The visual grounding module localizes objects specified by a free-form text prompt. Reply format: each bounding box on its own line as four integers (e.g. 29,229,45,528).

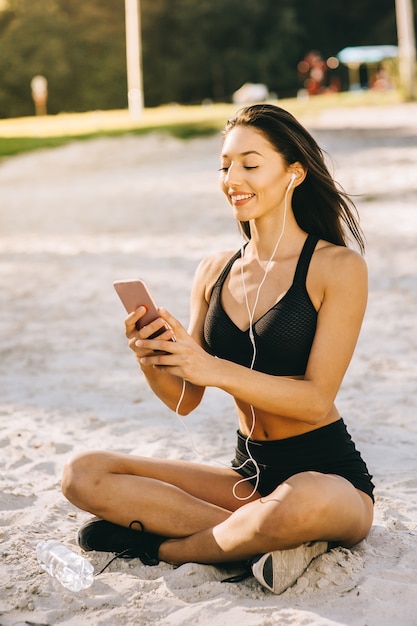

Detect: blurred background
0,0,415,119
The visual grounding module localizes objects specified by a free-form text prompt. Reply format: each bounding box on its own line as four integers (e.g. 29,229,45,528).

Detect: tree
57,0,127,112
0,0,412,118
0,0,126,117
140,0,302,105
294,0,397,57
0,0,71,117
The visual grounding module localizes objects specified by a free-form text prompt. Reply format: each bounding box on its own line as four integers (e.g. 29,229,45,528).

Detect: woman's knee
61,450,109,506
256,472,330,542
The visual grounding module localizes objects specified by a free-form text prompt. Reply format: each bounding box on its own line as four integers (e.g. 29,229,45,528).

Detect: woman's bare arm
138,247,368,425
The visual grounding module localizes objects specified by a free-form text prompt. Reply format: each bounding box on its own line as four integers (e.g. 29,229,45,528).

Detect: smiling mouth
230,193,255,202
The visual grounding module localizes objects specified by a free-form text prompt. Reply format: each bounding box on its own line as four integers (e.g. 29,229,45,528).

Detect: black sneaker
77,517,166,566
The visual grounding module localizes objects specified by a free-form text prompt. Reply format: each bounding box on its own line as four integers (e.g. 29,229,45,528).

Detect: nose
223,163,241,187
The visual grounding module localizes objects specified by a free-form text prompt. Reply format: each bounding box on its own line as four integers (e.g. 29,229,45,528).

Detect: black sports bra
204,234,319,376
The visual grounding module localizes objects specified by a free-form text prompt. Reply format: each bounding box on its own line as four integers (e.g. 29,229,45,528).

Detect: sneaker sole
251,541,328,594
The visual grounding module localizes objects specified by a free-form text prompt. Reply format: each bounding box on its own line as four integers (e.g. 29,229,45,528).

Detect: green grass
0,90,406,159
0,135,74,157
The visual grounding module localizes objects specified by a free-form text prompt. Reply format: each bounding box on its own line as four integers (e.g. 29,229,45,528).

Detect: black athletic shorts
231,419,375,502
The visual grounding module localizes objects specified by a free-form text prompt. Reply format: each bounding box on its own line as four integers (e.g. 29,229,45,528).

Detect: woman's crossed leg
62,450,373,566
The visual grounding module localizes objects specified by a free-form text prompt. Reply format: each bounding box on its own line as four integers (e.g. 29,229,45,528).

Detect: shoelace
95,547,133,575
94,519,145,576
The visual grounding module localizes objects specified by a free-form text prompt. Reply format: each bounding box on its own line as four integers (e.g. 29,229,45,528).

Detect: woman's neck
246,215,305,262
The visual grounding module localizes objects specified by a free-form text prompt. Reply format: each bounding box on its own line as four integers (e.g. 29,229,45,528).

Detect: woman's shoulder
315,239,367,272
197,249,238,278
307,239,367,312
313,239,368,292
193,249,238,300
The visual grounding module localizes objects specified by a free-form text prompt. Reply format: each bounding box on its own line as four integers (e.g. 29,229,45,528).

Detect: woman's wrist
204,356,231,389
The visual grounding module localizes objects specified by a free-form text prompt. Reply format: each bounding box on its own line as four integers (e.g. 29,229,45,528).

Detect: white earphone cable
175,177,293,501
232,180,291,499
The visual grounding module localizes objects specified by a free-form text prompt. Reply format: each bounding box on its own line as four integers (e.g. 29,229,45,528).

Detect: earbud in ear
287,173,297,190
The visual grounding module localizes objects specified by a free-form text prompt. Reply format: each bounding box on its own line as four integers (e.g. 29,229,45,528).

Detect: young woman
62,104,374,594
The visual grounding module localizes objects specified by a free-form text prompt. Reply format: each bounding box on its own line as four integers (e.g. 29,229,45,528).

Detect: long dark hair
223,104,365,253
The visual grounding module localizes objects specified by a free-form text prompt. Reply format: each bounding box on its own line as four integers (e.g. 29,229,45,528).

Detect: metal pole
395,0,416,100
125,0,143,118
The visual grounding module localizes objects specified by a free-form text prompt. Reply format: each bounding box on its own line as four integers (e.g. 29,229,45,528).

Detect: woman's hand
134,308,218,388
125,306,176,360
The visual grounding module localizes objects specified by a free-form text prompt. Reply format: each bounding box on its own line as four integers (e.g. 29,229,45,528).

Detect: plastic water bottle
36,540,94,592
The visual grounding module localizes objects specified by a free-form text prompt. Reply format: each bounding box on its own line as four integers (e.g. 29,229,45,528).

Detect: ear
288,163,307,187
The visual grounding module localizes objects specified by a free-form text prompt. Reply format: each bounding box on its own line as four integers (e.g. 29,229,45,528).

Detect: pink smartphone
113,278,165,336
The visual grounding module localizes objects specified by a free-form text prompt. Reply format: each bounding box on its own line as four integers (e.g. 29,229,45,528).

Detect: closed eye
219,165,259,173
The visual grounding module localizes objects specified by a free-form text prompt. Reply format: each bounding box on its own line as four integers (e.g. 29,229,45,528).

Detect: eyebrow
220,150,263,159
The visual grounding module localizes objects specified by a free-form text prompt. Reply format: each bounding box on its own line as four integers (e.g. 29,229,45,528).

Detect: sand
1,101,417,625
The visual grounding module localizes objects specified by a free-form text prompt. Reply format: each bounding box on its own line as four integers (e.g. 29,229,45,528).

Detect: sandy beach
1,101,417,625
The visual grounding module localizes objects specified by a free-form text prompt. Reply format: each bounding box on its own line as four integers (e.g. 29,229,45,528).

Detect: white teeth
231,194,254,201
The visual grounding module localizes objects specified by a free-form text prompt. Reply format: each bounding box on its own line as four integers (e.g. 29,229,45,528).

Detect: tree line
0,0,401,118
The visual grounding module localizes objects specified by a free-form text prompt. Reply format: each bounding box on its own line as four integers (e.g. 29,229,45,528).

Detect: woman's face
219,125,293,224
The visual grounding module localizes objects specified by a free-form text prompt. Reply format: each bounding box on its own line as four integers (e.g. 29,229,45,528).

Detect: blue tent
337,45,398,89
337,45,399,65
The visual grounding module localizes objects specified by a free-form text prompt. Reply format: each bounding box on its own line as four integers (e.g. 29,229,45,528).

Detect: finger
134,320,175,345
139,351,177,368
135,337,177,354
158,308,186,337
153,327,177,342
125,306,146,333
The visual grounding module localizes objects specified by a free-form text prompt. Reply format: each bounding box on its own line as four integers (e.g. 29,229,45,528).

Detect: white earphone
176,165,296,503
287,173,297,190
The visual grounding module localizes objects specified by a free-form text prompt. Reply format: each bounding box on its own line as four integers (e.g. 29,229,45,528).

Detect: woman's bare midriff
235,399,341,440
